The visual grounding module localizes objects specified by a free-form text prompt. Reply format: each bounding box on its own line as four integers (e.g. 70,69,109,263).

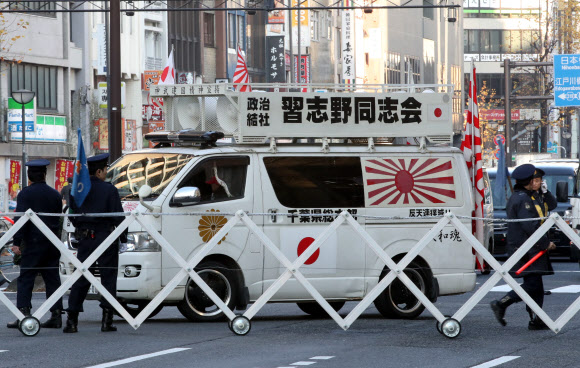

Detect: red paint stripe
409,192,423,204
414,160,452,178
368,183,396,198
367,159,400,173
367,178,394,185
414,184,456,199
388,192,403,205
365,167,396,176
414,176,455,184
370,187,398,206
407,158,419,172
412,188,444,204
403,193,409,204
410,158,437,176
398,158,407,171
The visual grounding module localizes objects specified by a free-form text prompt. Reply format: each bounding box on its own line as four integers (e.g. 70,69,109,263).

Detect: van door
259,155,366,301
160,155,260,291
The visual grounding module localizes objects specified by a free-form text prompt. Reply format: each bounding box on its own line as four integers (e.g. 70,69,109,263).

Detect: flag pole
470,60,476,209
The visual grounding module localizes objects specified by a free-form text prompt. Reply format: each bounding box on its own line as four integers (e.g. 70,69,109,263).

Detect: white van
60,85,477,321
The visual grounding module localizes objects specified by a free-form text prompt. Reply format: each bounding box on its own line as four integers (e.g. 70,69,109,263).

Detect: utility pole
109,0,122,162
504,58,512,168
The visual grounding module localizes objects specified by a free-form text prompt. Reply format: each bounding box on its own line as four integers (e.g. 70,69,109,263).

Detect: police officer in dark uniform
490,163,557,330
64,154,125,333
7,159,63,329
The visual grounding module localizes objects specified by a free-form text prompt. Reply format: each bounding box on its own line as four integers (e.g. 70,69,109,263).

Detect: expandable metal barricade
0,209,579,338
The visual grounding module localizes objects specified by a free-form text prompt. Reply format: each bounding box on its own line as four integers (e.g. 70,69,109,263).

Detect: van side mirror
556,181,569,202
171,187,201,207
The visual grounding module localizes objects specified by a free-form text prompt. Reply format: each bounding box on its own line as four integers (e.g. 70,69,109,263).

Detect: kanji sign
55,159,74,193
341,10,354,79
239,92,452,138
266,36,285,83
294,55,310,83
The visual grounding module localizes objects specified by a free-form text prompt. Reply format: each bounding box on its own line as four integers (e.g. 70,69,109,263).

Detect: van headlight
125,232,161,252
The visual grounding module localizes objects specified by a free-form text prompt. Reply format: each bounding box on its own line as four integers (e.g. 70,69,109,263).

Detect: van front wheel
373,261,427,319
177,261,238,322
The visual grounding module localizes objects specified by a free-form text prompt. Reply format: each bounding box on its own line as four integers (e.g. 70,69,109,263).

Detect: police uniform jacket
506,184,557,277
70,176,124,231
13,181,63,252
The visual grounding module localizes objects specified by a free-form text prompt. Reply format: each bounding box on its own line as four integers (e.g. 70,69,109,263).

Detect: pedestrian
60,177,73,208
63,153,125,333
490,163,557,330
6,159,64,329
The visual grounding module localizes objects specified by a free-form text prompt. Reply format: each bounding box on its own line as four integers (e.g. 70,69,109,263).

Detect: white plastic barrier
0,209,579,338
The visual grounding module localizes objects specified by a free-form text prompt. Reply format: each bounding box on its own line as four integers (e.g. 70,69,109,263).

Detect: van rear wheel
374,260,427,319
297,301,345,317
177,261,238,322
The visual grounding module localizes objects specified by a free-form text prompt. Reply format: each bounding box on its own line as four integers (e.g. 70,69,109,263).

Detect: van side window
263,157,364,208
178,156,249,203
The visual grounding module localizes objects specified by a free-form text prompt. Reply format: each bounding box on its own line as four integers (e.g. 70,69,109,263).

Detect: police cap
25,159,50,173
87,153,109,171
512,163,545,181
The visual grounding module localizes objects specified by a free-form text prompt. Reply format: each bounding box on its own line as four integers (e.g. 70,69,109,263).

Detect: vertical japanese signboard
9,160,20,196
291,0,310,47
55,159,74,193
294,55,311,83
266,36,286,83
98,82,126,109
341,10,354,79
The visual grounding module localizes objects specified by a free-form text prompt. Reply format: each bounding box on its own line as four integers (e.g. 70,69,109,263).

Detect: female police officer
490,163,557,330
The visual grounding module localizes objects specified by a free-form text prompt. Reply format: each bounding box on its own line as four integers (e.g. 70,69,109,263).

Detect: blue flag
71,128,91,207
494,141,509,205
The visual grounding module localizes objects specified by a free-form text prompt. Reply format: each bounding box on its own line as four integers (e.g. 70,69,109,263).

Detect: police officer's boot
101,308,117,332
40,309,62,329
490,295,517,326
63,311,78,333
528,310,549,330
6,307,31,329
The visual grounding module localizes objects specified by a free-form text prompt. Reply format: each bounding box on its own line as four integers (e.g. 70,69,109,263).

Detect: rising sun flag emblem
363,158,457,207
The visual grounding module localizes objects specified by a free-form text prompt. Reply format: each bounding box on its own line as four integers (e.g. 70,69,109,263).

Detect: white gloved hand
541,180,548,194
118,242,128,253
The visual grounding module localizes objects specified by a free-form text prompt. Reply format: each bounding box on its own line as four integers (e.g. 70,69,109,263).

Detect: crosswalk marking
290,362,316,366
470,356,520,368
310,356,334,360
0,350,8,353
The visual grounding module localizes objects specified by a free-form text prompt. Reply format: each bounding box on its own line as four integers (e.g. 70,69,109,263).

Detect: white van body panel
63,144,476,306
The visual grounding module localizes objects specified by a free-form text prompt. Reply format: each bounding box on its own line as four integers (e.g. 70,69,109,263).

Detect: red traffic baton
515,250,546,275
2,216,14,225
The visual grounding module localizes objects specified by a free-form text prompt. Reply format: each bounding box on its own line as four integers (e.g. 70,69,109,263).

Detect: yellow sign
291,0,309,27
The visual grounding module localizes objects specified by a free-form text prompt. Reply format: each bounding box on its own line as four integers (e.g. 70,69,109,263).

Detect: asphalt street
2,260,580,368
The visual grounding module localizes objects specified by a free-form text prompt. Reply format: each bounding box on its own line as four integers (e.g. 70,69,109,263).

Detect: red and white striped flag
460,60,485,272
233,45,252,92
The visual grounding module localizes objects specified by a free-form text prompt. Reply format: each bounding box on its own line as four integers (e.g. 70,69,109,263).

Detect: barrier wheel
228,319,233,332
18,316,40,337
230,316,251,336
441,318,461,339
436,315,451,334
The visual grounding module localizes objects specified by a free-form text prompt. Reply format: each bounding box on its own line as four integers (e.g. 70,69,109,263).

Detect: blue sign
7,98,35,134
554,54,580,107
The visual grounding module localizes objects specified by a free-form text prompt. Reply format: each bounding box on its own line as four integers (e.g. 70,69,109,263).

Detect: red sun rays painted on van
364,158,456,206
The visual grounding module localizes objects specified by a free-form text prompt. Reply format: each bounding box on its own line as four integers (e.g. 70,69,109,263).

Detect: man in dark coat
490,163,557,330
63,153,125,333
6,159,64,329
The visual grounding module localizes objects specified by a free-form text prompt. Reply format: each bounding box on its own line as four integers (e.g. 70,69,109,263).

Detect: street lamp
11,89,35,190
562,130,572,139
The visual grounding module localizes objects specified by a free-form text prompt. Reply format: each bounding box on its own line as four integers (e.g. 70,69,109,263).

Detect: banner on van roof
238,92,452,140
362,157,461,208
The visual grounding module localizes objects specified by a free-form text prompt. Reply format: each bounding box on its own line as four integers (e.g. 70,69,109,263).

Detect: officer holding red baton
490,163,557,330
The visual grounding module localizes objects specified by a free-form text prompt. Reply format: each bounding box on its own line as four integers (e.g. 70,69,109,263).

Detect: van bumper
434,272,476,295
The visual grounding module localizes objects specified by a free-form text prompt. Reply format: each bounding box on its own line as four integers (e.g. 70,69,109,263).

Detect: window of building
178,156,249,204
387,52,401,84
263,157,365,208
9,1,56,17
204,13,215,47
326,10,333,40
404,56,420,84
423,0,434,19
311,10,319,41
464,29,539,54
9,63,58,110
228,13,236,48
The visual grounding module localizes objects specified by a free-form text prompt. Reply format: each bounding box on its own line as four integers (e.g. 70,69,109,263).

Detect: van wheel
116,301,163,319
296,301,345,317
177,261,238,322
374,261,427,319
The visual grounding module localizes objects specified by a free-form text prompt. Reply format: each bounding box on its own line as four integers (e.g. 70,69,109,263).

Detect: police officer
64,154,125,333
490,163,557,330
6,159,63,329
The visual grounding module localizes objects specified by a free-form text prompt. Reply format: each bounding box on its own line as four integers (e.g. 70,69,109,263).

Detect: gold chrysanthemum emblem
198,209,227,244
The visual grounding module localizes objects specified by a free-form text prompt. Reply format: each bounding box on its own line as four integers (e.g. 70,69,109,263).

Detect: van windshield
107,153,194,200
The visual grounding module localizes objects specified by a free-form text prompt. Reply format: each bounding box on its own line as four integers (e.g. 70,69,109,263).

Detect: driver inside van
206,176,228,201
